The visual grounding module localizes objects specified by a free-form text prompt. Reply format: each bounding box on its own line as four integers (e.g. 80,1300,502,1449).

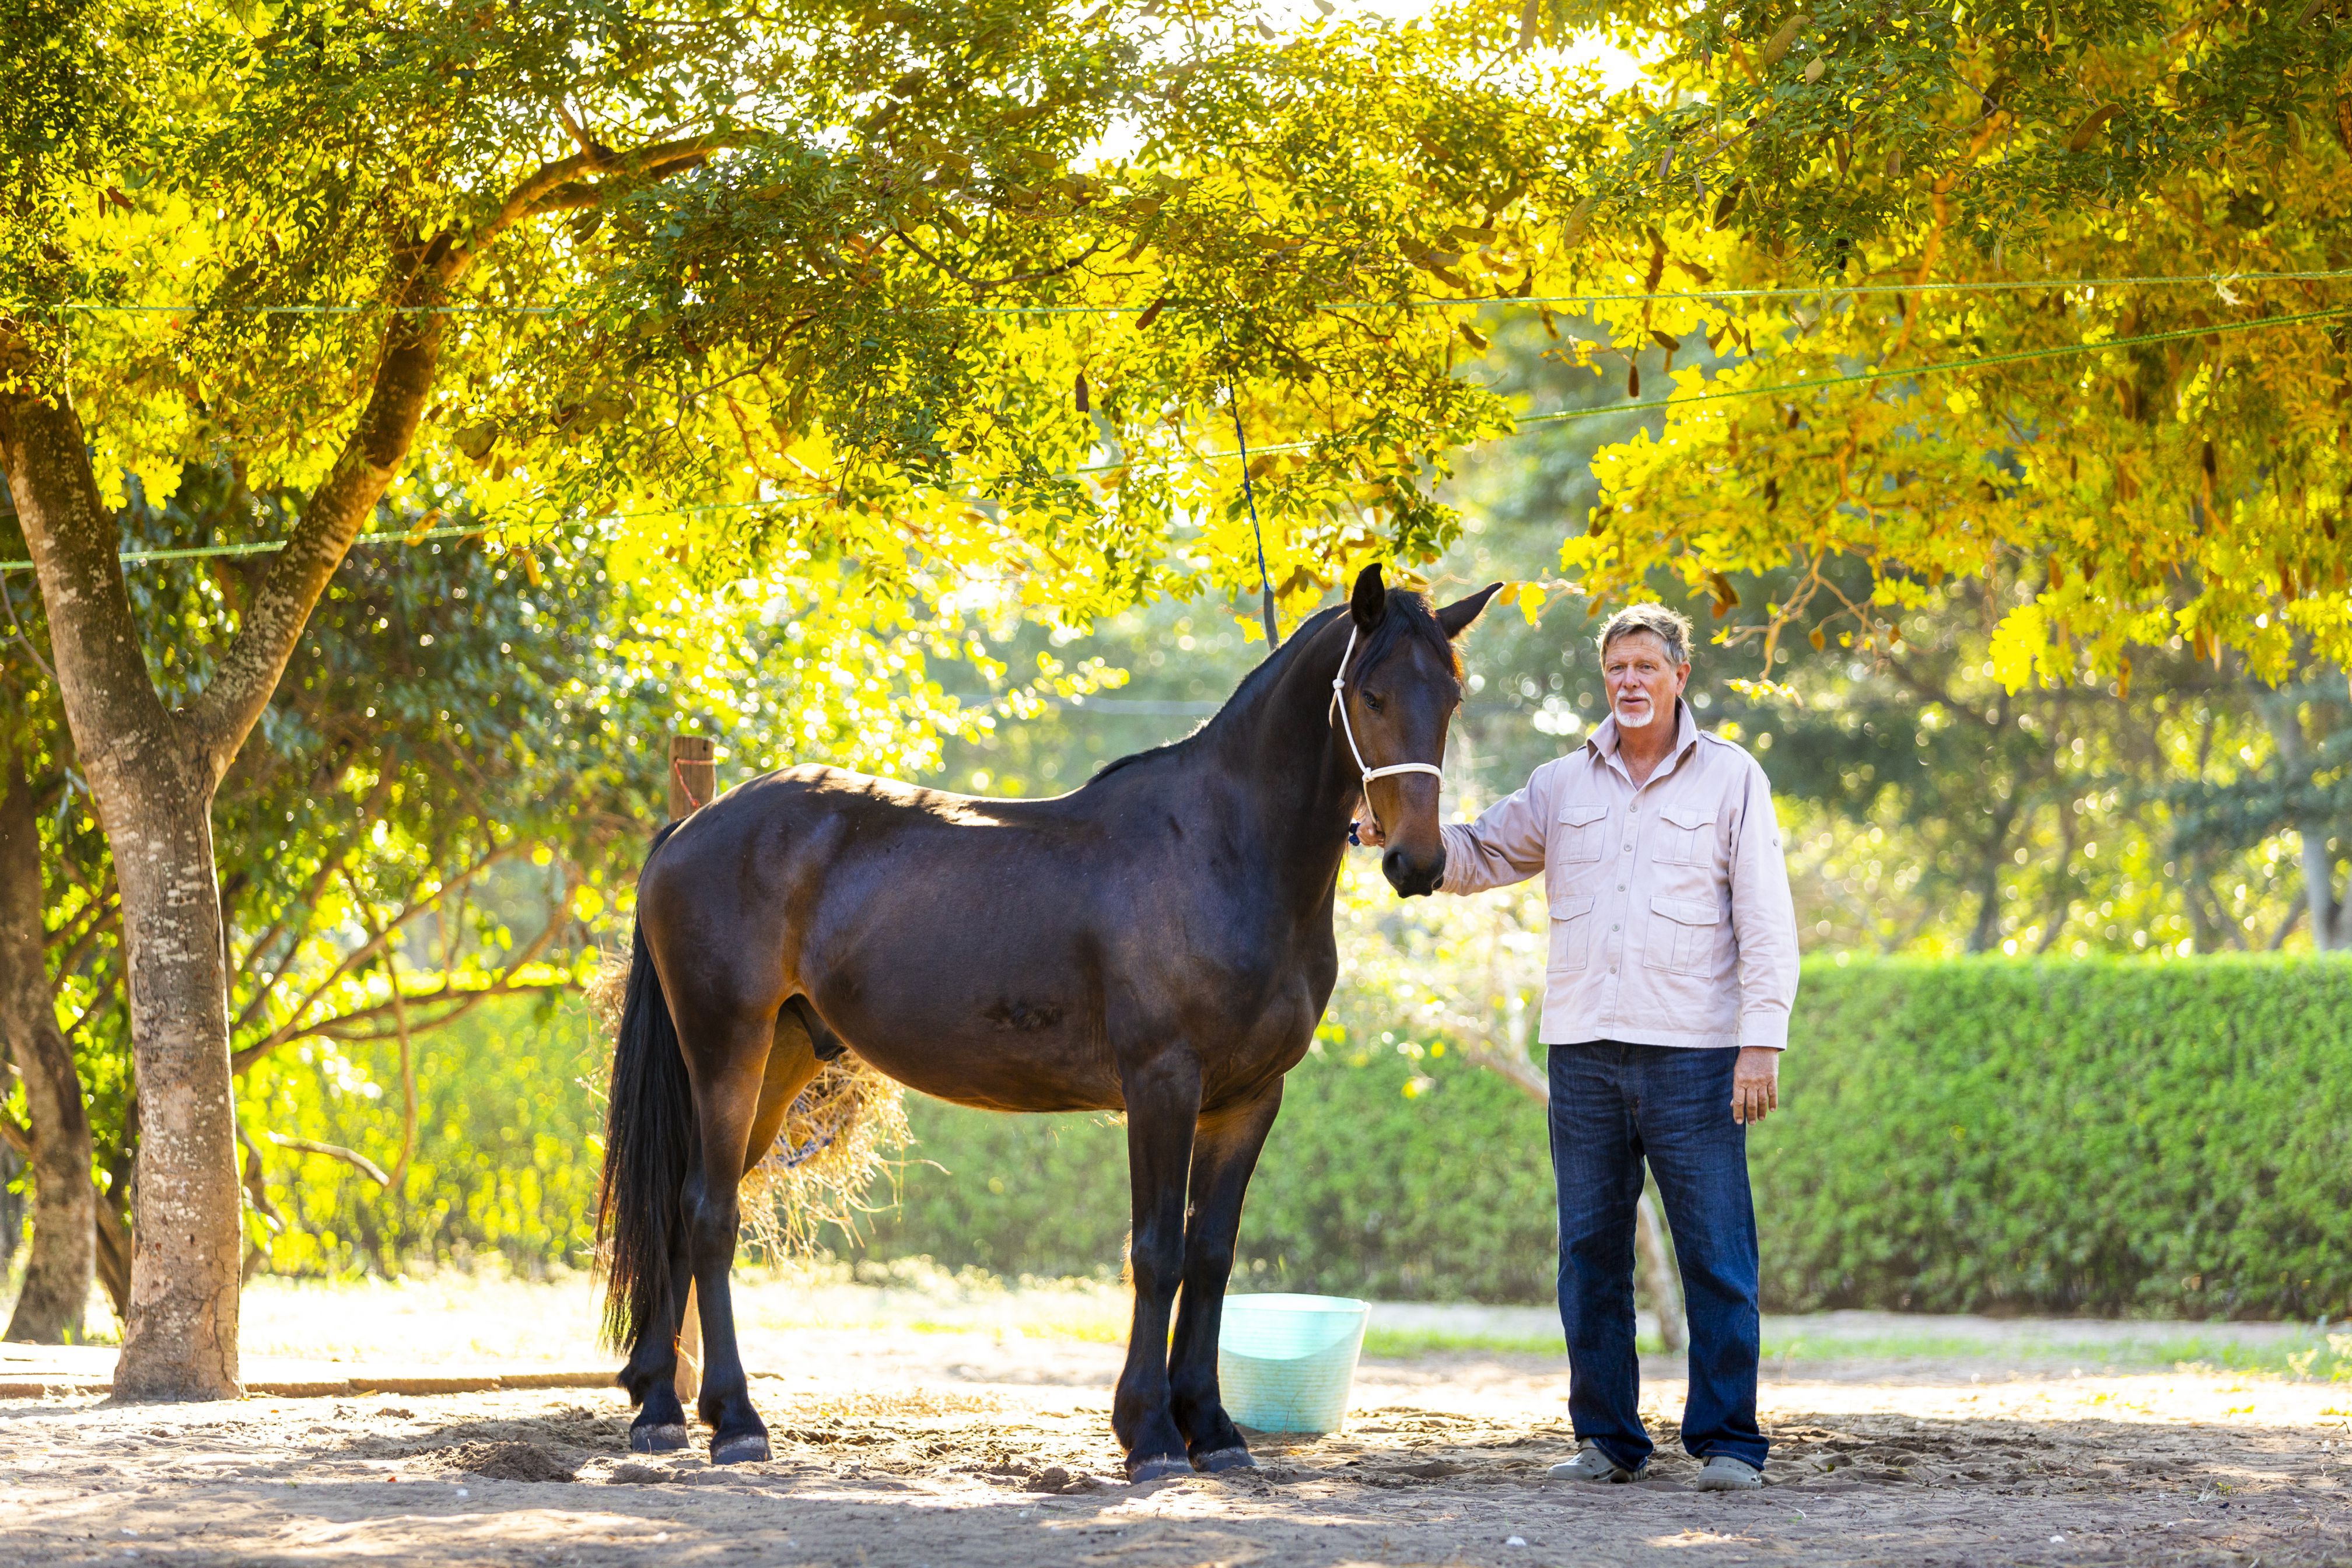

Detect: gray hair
1597,603,1694,667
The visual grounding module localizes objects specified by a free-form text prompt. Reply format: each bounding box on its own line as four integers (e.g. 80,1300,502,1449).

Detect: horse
597,562,1500,1479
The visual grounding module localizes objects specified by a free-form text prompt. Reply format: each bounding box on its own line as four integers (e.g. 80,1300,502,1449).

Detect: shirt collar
1585,698,1702,775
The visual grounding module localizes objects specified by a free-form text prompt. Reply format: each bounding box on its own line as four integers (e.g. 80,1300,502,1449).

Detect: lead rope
1219,323,1282,651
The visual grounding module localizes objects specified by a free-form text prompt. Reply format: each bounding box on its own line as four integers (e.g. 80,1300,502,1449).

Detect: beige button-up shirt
1437,700,1798,1052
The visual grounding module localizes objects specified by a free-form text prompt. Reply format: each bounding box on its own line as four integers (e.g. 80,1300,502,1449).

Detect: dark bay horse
597,564,1500,1478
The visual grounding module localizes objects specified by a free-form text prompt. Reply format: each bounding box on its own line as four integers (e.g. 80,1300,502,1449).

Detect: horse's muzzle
1381,845,1445,898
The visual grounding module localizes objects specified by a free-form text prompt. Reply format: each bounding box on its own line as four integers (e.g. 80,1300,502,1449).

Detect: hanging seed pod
1627,362,1642,397
1760,13,1810,69
2067,104,2119,153
1074,373,1091,413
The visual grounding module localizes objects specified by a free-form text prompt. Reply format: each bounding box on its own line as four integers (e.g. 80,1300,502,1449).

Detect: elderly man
1361,603,1797,1490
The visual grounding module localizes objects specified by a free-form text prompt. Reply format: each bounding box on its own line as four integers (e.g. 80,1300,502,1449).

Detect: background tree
1529,0,2352,670
0,617,96,1343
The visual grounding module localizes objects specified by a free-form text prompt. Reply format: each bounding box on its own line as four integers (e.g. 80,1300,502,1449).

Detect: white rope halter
1328,621,1444,803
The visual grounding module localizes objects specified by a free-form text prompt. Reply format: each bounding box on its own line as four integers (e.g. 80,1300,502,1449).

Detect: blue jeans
1548,1041,1765,1472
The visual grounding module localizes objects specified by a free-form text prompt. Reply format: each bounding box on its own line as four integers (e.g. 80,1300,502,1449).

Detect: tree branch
180,131,736,783
264,1132,389,1186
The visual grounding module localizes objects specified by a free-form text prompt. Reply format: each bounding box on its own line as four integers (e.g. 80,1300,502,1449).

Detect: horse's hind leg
617,1004,819,1452
617,1232,697,1451
675,1002,796,1464
1167,1082,1283,1472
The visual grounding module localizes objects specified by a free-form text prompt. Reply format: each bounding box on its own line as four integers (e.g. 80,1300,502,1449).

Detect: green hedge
866,957,2352,1318
862,1041,1559,1302
214,958,2352,1320
1756,956,2352,1319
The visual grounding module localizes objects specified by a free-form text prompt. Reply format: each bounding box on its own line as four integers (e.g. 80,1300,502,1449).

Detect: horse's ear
1438,582,1506,639
1349,562,1387,631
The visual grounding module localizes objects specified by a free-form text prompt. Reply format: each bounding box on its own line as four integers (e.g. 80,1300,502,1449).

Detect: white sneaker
1692,1454,1763,1490
1548,1443,1640,1483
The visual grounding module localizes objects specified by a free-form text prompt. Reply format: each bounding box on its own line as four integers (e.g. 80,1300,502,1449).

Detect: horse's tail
597,820,694,1352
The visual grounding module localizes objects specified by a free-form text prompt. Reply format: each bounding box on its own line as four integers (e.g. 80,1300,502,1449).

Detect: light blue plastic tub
1216,1293,1371,1435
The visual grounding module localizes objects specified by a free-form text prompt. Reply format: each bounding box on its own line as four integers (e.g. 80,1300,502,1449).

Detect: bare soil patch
3,1322,2348,1566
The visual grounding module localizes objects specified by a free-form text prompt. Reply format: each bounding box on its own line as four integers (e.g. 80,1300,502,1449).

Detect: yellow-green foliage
239,998,606,1277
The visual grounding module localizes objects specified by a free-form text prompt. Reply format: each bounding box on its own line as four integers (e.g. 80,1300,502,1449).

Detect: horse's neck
1210,624,1357,890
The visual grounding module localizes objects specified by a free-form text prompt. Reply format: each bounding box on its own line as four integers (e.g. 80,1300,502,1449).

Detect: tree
1477,1,2352,677
0,719,96,1342
4,0,1597,1392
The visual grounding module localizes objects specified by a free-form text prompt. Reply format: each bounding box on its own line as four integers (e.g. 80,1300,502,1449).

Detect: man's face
1601,629,1690,732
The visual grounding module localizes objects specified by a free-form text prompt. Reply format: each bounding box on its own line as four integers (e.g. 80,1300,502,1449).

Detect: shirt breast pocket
1555,803,1609,864
1644,894,1721,977
1653,803,1718,868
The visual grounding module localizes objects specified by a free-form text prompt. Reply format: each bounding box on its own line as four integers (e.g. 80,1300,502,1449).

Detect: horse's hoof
711,1431,771,1465
1192,1447,1257,1474
629,1423,690,1454
1128,1455,1191,1485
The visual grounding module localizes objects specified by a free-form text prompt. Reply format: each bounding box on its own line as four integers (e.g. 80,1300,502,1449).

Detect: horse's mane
1086,592,1457,785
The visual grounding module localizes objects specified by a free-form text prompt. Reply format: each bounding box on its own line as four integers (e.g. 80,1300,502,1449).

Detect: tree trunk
0,754,96,1342
0,383,243,1397
102,774,245,1395
2262,696,2340,953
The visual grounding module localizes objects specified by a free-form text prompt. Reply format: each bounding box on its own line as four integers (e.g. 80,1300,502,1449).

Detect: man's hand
1731,1046,1780,1125
1352,797,1387,848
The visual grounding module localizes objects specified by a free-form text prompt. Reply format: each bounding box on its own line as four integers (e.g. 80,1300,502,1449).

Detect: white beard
1613,699,1658,729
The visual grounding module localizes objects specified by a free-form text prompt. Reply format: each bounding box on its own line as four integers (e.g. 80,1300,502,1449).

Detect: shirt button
1618,884,1626,891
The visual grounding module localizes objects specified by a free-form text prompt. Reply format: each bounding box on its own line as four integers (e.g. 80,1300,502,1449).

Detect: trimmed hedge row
860,1042,1559,1303
862,957,2352,1318
1759,956,2352,1318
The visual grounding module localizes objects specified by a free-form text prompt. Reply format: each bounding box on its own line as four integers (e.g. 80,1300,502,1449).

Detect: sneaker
1548,1443,1641,1483
1692,1454,1763,1491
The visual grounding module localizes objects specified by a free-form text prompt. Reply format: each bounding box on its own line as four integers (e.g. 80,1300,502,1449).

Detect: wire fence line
23,267,2352,318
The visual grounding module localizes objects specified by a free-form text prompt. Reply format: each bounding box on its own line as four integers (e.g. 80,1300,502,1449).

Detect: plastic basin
1216,1293,1370,1435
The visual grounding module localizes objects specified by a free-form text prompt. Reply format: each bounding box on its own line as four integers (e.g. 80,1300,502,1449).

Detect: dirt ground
4,1279,2349,1567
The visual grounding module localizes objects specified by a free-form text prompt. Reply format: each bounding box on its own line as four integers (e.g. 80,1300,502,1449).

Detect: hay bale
589,946,908,1260
741,1055,910,1260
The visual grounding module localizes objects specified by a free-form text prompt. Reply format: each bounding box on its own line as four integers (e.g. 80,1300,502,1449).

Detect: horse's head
1334,563,1502,897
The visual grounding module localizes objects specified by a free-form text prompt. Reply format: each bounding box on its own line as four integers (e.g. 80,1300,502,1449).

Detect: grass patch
1360,1326,1670,1359
1755,1329,2352,1380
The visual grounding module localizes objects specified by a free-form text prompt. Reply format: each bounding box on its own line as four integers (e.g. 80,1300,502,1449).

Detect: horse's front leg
1114,1050,1202,1482
1167,1082,1283,1472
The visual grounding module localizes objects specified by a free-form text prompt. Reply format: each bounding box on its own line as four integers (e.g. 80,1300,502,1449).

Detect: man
1360,603,1797,1490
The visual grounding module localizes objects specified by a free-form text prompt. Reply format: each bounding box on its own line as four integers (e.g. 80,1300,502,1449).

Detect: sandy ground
3,1275,2348,1567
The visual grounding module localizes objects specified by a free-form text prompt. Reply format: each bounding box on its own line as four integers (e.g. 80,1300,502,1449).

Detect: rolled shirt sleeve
1727,758,1800,1051
1436,762,1555,896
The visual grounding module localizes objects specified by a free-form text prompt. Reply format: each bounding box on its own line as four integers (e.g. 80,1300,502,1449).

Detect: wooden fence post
666,733,713,1408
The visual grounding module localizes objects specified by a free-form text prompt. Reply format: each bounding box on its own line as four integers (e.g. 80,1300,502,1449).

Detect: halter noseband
1328,622,1444,823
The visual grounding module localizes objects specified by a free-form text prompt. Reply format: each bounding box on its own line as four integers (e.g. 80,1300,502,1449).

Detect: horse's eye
1364,693,1384,713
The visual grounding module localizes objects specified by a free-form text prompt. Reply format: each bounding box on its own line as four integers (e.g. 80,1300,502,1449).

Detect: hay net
589,949,908,1262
